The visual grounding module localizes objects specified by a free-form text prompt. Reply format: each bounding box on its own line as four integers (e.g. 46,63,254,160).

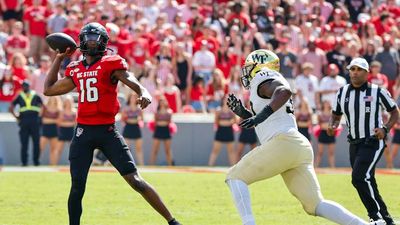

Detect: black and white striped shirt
332,82,397,140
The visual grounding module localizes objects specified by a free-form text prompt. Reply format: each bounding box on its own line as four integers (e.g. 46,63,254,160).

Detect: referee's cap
347,57,369,72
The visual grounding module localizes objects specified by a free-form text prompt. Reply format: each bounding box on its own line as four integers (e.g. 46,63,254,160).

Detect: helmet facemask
241,62,258,89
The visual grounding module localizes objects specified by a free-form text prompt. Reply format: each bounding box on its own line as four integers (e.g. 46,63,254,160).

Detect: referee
328,57,398,225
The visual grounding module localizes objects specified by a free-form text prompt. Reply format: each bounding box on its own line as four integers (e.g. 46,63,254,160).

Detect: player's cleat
369,219,387,225
168,218,182,225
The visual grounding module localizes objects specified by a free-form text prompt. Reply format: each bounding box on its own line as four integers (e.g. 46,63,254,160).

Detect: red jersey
65,55,128,125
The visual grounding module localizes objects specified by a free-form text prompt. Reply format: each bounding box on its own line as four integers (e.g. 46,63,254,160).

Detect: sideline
1,166,400,175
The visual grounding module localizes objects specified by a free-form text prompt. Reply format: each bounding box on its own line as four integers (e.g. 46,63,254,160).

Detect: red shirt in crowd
63,28,80,43
23,6,52,37
65,55,128,125
190,84,204,101
4,0,20,10
217,54,237,79
130,38,149,66
0,76,22,102
12,66,29,80
23,0,47,7
368,73,389,88
193,36,220,55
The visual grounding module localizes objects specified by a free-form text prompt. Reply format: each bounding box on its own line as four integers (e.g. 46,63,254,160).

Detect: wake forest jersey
249,68,297,142
65,55,128,125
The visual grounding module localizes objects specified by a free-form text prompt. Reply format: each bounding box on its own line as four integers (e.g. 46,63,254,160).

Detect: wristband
253,105,274,124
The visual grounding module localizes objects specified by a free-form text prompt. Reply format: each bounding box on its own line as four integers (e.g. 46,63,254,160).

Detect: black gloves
227,93,253,119
239,105,274,129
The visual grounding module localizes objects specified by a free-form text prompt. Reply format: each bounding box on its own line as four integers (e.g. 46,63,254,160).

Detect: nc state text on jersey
76,70,98,78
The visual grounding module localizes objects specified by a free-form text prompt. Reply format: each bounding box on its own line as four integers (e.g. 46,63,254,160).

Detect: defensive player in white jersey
225,49,385,225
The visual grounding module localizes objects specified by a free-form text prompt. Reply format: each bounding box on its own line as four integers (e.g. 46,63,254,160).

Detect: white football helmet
241,49,280,89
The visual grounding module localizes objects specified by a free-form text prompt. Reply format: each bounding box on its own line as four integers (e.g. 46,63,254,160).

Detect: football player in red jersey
43,23,181,225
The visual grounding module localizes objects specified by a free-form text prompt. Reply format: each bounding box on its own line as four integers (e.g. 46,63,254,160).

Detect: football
45,32,78,53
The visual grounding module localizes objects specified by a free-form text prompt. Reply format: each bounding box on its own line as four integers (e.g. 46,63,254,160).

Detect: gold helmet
241,49,280,89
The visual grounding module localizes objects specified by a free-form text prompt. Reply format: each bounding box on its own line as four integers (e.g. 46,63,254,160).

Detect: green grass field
0,168,399,225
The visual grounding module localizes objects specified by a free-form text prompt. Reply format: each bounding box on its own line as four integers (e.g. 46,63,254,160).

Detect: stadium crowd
1,0,400,167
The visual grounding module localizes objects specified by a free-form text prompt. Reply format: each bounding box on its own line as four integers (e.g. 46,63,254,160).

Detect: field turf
0,167,399,225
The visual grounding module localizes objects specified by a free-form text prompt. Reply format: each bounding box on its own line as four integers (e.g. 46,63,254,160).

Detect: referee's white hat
346,57,369,72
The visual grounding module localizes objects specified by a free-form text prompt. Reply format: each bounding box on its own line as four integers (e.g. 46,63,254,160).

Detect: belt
347,136,378,145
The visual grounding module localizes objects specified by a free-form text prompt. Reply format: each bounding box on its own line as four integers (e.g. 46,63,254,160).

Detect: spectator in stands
23,0,52,65
47,3,68,34
295,62,319,111
149,96,175,166
121,92,144,166
226,2,250,33
317,64,347,108
139,62,160,114
208,96,236,166
172,12,189,41
372,13,392,36
192,40,215,84
40,96,61,165
296,96,313,141
216,37,236,79
0,69,22,112
277,38,297,89
345,0,368,23
56,95,76,165
5,21,29,59
363,40,377,64
194,24,220,55
163,73,182,113
329,8,347,36
161,0,180,24
0,0,22,33
0,20,9,46
190,76,206,113
172,42,192,104
30,55,51,99
374,37,400,95
8,53,30,81
368,61,389,89
142,0,160,26
9,80,42,166
227,66,243,101
206,68,226,113
390,118,400,168
204,3,227,36
155,42,173,85
252,2,274,44
299,37,328,78
326,37,348,76
129,25,150,77
315,100,337,168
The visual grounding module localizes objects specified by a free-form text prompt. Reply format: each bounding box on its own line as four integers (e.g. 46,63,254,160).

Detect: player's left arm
112,70,152,109
239,79,292,128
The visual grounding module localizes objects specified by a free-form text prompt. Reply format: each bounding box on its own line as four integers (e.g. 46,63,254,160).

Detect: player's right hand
56,47,75,59
137,96,151,109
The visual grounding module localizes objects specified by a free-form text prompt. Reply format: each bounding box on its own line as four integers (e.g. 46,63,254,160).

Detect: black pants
68,124,137,225
349,139,392,222
18,121,40,166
